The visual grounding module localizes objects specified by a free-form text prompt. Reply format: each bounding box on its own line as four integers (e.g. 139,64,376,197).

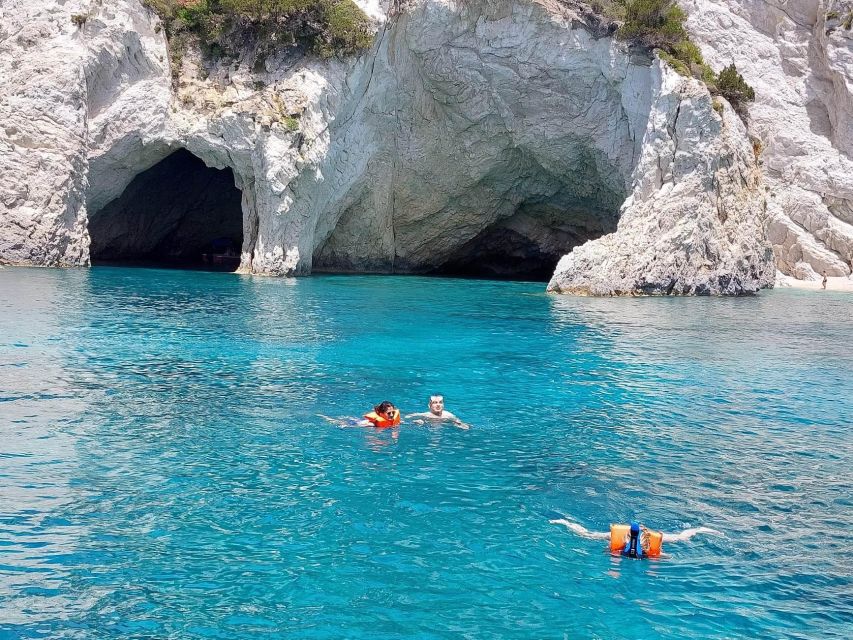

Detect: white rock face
547,62,774,295
685,0,853,278
0,0,775,294
0,0,92,266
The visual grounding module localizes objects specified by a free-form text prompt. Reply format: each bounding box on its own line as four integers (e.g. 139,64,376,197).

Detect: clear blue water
1,266,851,639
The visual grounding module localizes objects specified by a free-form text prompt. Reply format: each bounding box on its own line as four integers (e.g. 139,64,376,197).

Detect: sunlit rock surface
1,0,777,294
547,62,774,296
686,0,853,278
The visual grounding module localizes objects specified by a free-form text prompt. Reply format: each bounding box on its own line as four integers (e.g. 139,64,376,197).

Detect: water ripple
0,268,851,639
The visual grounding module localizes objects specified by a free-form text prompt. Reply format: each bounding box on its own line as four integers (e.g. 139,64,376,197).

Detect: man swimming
405,395,469,429
550,518,721,558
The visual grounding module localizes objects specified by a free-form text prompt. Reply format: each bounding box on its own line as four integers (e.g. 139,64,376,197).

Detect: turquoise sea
1,266,851,639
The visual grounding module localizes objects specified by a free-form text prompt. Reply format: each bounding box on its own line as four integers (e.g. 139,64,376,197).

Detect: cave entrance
427,208,606,282
88,149,244,272
429,183,621,282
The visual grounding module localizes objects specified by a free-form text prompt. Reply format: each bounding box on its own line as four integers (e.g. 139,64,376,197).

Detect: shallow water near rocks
1,266,851,639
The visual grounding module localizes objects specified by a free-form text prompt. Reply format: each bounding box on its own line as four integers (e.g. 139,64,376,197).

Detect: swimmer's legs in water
661,526,723,542
317,414,365,427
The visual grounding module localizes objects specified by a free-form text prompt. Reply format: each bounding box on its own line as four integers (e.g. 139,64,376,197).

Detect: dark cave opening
429,227,564,282
429,200,619,282
88,149,244,272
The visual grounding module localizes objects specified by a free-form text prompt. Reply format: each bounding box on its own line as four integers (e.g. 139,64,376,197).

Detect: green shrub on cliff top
603,0,756,117
616,0,688,49
143,0,373,71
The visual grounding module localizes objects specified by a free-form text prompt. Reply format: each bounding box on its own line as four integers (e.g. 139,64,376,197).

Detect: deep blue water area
1,266,851,639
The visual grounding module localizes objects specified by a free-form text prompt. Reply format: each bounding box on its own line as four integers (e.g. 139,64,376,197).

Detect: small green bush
142,0,374,82
716,63,755,114
282,116,300,131
658,50,689,76
606,0,756,118
325,0,374,56
698,63,716,87
618,0,687,49
671,39,703,65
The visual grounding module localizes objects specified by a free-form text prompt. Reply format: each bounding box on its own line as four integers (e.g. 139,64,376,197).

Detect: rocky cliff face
547,62,773,295
1,0,779,294
685,0,853,280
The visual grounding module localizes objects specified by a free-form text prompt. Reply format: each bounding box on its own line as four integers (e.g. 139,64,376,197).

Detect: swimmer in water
319,401,401,428
550,518,722,559
405,395,469,429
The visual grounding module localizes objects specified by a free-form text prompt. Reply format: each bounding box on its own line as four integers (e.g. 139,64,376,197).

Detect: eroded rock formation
685,0,853,280
1,0,781,294
89,150,243,264
547,63,774,295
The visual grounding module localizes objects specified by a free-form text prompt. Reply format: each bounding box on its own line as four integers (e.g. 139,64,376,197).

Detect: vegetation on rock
143,0,374,81
825,2,853,31
715,63,756,114
599,0,756,117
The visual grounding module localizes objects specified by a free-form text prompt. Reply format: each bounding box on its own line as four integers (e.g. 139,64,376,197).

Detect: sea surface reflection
0,267,851,639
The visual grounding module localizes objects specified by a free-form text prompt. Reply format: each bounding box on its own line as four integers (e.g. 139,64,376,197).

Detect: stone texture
0,0,92,266
1,0,777,295
685,0,853,278
547,62,774,295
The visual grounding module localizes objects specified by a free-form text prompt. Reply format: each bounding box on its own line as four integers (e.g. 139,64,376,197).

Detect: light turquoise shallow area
1,266,851,639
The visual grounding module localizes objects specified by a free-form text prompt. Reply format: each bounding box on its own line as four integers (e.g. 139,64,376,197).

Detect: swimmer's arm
443,411,470,429
451,418,470,430
661,527,723,543
549,519,610,540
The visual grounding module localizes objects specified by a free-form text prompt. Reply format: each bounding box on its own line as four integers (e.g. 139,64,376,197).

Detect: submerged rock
0,0,780,295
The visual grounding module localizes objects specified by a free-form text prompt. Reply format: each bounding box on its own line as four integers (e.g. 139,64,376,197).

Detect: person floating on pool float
319,401,401,428
405,394,469,429
550,518,722,559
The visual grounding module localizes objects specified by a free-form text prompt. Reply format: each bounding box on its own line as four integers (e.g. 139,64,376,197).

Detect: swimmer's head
428,395,444,415
630,522,640,537
374,401,396,419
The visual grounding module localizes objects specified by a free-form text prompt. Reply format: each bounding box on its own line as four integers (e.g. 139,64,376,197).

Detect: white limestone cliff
547,62,774,295
684,0,853,279
0,0,776,294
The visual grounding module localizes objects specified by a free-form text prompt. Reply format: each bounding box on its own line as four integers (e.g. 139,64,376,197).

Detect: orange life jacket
609,524,663,558
363,409,401,428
